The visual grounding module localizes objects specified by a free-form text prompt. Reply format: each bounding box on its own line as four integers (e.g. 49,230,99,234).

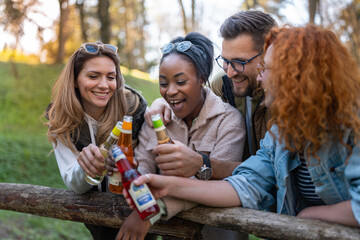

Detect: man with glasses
211,10,276,161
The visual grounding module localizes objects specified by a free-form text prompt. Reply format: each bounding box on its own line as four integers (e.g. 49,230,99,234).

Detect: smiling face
159,54,205,127
76,56,117,120
257,44,274,107
222,34,260,97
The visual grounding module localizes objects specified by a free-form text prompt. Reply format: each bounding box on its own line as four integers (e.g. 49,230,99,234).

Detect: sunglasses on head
80,43,118,54
160,41,193,55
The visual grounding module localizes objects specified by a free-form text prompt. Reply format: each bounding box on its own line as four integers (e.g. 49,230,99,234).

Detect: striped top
293,154,325,206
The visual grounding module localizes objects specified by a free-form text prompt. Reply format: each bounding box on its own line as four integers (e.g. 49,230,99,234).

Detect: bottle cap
151,114,164,129
112,121,123,136
122,116,133,130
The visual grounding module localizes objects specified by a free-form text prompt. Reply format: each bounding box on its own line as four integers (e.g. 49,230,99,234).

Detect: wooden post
0,183,359,240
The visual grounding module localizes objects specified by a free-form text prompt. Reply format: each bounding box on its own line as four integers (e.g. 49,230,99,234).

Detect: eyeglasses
80,43,118,54
215,52,262,73
257,63,271,77
160,41,193,55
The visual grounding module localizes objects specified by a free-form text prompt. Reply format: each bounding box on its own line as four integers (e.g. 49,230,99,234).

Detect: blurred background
0,0,359,239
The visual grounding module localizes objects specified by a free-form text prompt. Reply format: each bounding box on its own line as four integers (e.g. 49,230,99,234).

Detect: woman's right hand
144,98,172,127
77,143,104,177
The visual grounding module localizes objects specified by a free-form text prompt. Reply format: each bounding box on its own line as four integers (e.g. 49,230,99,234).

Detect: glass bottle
108,122,124,194
110,145,160,220
84,121,122,185
151,114,174,144
118,115,136,168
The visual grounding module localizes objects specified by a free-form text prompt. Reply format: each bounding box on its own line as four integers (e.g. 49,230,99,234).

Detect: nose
226,63,238,79
166,83,178,97
98,76,109,89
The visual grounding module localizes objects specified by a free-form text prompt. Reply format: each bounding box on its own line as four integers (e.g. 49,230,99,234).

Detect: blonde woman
44,42,147,239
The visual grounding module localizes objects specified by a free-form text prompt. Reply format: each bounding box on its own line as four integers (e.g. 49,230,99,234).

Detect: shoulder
210,71,226,98
124,85,147,115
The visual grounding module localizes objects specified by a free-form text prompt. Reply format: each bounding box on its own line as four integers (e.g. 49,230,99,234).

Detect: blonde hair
45,45,128,153
265,25,360,158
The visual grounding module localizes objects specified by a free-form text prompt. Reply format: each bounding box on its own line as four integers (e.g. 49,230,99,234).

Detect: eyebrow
87,70,116,75
159,72,185,79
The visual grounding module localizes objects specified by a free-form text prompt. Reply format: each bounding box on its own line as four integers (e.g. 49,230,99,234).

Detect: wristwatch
196,152,212,180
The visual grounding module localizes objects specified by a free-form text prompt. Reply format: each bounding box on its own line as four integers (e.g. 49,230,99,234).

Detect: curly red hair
265,25,360,158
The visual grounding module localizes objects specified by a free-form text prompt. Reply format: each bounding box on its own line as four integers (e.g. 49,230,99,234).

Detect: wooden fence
0,183,359,240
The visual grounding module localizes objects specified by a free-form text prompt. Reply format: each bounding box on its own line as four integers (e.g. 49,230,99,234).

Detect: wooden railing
0,183,359,240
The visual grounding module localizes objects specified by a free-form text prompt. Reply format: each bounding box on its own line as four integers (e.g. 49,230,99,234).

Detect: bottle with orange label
118,115,136,168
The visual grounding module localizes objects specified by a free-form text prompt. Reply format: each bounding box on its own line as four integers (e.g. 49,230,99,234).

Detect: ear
200,77,206,87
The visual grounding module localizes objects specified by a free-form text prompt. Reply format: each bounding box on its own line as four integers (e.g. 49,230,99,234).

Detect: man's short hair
220,10,276,52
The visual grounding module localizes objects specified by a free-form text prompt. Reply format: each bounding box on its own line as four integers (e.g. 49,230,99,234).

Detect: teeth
94,92,107,96
170,100,181,104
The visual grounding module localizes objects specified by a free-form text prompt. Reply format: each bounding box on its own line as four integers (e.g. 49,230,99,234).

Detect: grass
0,61,161,239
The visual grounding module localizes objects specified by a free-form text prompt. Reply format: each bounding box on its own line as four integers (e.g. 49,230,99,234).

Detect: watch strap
198,152,211,168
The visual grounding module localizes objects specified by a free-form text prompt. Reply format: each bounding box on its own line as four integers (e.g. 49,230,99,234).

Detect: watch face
199,167,212,180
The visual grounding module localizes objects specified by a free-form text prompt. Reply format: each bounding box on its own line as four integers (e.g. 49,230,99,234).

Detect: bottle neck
155,127,172,144
119,132,132,147
103,135,119,149
117,157,134,173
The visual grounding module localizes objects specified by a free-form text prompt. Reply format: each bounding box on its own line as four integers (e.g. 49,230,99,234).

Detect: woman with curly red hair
123,24,360,229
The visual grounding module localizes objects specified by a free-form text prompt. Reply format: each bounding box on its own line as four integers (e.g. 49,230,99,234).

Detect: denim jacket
225,126,360,225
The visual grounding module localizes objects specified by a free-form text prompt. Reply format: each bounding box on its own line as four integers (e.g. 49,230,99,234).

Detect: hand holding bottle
105,149,118,176
77,143,105,178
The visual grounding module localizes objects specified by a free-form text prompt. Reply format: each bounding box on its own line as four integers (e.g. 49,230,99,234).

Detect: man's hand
115,211,151,240
152,141,203,177
144,98,172,127
77,143,104,177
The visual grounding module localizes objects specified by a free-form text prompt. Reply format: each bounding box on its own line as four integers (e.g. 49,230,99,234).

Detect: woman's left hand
152,141,203,177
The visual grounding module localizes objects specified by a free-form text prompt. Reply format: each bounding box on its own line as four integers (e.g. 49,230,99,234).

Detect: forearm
166,177,241,207
298,200,359,227
210,159,241,180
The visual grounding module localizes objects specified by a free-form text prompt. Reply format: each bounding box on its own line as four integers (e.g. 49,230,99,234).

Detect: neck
183,88,206,129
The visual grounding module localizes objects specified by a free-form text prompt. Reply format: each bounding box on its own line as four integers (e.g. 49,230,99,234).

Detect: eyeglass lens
217,58,244,72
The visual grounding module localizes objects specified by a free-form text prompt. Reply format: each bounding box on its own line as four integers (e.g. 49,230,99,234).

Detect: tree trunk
191,0,195,31
56,0,70,64
98,0,111,43
309,0,320,24
76,0,88,42
177,0,188,34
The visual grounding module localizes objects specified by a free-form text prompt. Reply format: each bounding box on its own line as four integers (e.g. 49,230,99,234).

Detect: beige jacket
135,88,245,219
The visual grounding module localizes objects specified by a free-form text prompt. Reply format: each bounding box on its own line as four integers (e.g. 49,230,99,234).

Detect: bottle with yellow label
84,121,122,185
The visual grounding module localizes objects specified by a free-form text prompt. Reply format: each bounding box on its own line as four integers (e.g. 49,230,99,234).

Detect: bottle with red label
110,145,160,220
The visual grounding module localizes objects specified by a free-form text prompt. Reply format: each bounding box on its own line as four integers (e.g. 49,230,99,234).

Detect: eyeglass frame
215,51,262,73
257,63,271,77
80,43,118,54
